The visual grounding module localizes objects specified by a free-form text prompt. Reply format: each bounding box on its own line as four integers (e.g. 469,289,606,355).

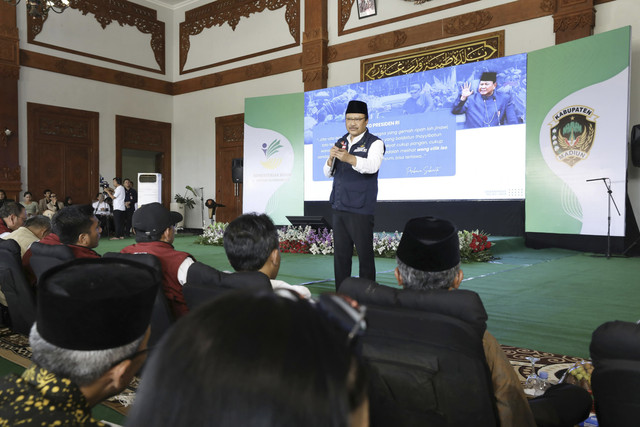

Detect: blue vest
330,130,384,216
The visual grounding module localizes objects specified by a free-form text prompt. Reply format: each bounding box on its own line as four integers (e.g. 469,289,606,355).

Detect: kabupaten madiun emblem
549,105,597,167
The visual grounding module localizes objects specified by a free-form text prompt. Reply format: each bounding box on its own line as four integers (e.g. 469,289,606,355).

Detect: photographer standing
123,178,137,237
104,177,125,240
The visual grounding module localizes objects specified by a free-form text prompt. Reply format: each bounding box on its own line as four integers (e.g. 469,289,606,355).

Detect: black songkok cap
480,72,497,82
396,217,460,272
37,258,160,350
345,100,368,119
133,202,182,235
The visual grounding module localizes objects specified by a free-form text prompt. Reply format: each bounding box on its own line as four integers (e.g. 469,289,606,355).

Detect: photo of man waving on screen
323,100,385,290
451,71,518,129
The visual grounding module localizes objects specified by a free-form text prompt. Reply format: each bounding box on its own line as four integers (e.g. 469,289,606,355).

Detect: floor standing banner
526,27,631,236
244,93,304,224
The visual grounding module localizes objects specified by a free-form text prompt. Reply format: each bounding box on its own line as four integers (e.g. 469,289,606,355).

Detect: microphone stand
198,187,205,230
587,178,620,258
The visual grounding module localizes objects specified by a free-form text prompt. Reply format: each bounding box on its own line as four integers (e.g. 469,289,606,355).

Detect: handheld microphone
329,138,347,176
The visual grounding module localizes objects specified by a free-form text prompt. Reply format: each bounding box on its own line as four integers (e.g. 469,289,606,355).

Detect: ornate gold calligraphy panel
361,31,503,82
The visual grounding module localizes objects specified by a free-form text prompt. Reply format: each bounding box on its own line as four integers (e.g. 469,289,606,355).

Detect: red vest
0,218,10,236
121,241,192,318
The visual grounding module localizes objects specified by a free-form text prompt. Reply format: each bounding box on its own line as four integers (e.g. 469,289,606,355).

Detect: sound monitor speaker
631,124,640,167
231,158,243,183
286,216,332,230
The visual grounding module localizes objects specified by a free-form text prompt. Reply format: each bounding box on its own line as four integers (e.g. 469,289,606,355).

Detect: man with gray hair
4,215,51,257
394,216,591,427
0,258,159,425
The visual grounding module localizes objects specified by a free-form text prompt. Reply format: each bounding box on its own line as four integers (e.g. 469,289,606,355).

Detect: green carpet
97,234,640,359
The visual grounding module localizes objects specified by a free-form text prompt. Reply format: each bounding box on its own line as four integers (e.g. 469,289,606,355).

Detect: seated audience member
5,215,51,256
0,258,158,425
223,213,311,298
0,202,27,238
22,205,102,286
394,217,592,427
92,193,112,233
0,189,6,209
42,192,64,218
121,202,194,318
126,290,368,427
64,196,73,207
51,205,102,259
21,191,39,218
37,189,51,214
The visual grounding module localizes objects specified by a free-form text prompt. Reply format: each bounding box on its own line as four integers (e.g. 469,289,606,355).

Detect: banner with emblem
525,27,630,236
244,93,304,224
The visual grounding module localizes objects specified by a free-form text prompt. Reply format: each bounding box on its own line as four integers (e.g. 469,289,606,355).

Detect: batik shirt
0,365,105,426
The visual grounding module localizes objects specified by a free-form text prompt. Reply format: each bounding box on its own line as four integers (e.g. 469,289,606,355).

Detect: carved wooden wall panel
0,3,21,199
338,0,480,36
27,0,166,74
179,0,300,74
554,0,595,44
116,115,171,207
17,0,615,96
27,103,99,204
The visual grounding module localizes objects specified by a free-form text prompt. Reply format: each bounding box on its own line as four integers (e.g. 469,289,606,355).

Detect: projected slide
304,53,527,201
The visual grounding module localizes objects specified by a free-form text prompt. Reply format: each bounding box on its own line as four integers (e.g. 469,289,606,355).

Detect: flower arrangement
373,231,402,258
458,230,494,263
196,221,227,245
196,223,494,263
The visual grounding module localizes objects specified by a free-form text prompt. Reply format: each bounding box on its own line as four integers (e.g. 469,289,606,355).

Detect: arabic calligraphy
363,36,501,81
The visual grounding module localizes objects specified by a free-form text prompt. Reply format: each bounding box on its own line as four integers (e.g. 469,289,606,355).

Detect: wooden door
27,103,99,204
215,114,244,223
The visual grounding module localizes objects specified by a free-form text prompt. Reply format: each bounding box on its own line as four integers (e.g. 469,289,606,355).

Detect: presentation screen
304,53,527,201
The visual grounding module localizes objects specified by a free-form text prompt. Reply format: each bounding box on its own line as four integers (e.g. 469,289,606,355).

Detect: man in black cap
395,217,592,427
451,71,518,128
0,258,159,425
323,99,385,290
121,202,194,318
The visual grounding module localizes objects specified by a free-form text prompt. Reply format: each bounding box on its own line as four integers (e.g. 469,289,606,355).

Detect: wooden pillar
553,0,595,45
0,3,21,200
302,0,328,91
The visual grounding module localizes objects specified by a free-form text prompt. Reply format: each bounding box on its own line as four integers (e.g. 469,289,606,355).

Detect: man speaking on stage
324,100,385,290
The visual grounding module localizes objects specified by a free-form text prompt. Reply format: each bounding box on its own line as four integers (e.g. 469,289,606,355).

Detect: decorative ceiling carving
27,0,166,74
179,0,300,74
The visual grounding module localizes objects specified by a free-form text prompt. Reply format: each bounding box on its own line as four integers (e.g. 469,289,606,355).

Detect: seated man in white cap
223,213,311,298
0,258,159,425
394,217,592,427
121,202,194,319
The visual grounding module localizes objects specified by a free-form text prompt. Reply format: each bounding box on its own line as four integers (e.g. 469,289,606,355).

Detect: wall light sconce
2,128,12,148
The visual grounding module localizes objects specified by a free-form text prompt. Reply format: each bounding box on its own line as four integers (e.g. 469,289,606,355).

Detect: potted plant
174,191,196,209
172,186,198,229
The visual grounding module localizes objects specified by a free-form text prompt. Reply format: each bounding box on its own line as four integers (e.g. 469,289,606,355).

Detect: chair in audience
340,277,498,427
0,239,36,335
183,263,272,311
29,241,74,283
590,320,640,427
102,252,173,347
